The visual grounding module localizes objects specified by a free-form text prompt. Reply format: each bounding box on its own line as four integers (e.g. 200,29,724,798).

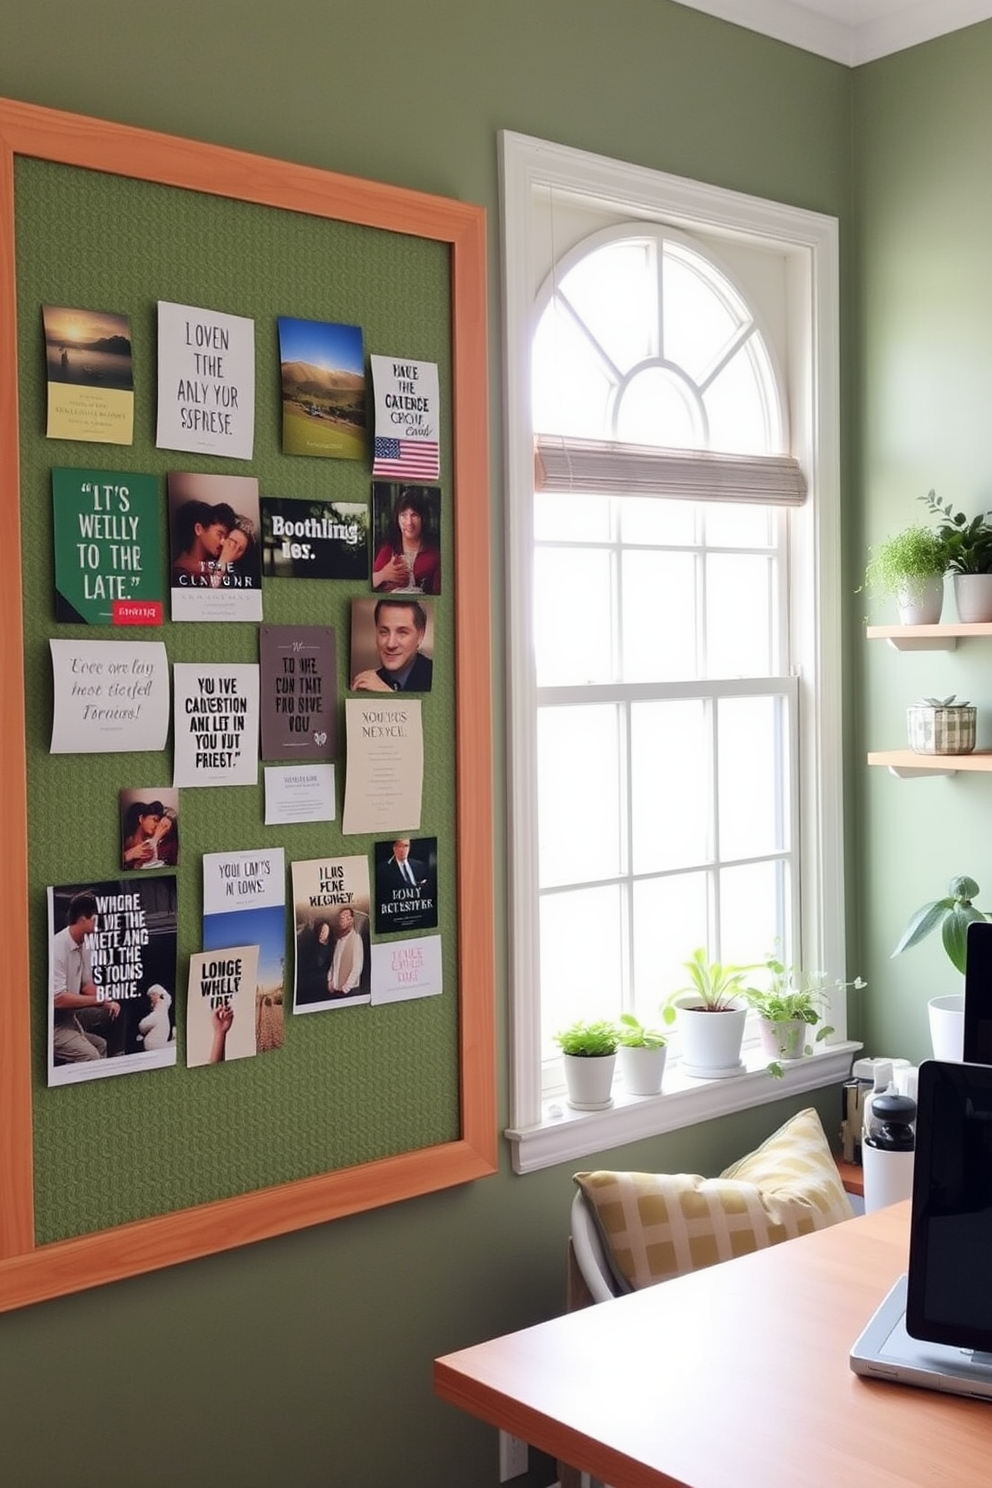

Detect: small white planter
562,1052,616,1111
677,1004,747,1078
617,1043,667,1096
954,573,992,623
897,576,944,626
928,994,964,1061
757,1016,807,1062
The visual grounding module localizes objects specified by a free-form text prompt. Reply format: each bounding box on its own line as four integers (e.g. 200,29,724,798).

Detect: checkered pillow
574,1107,853,1294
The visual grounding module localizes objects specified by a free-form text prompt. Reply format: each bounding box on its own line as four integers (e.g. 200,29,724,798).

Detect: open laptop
964,919,992,1065
850,1058,992,1400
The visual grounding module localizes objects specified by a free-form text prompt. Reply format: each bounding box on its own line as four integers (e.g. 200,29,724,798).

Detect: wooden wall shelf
866,621,992,652
867,749,992,778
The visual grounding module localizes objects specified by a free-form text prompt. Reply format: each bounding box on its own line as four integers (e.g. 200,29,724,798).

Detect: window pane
631,873,708,1024
718,859,786,967
620,550,697,681
540,884,624,1057
705,553,772,677
717,695,789,859
614,365,701,447
532,302,612,437
534,546,613,684
662,250,743,383
620,494,696,547
703,342,773,454
631,699,710,873
703,502,775,549
538,704,623,887
559,241,654,374
535,491,611,543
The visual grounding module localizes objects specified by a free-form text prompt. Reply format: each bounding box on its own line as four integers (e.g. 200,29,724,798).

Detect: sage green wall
0,5,851,1486
853,21,992,1064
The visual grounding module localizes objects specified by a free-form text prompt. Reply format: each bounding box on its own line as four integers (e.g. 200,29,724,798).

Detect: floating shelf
866,621,992,651
867,749,992,779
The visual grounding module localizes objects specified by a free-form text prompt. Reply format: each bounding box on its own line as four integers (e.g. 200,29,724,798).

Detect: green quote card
52,467,164,625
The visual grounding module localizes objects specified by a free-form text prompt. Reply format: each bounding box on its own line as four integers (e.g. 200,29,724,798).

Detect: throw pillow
574,1106,853,1294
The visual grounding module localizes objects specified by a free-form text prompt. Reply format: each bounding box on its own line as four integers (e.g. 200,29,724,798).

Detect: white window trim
499,131,848,1173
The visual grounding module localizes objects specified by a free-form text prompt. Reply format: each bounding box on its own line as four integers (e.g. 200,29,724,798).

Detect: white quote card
173,662,260,788
50,638,170,754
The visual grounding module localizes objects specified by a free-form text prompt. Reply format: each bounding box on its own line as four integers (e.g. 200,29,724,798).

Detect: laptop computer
850,1058,992,1400
964,919,992,1065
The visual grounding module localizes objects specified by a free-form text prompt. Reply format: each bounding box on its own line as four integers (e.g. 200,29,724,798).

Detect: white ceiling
671,0,992,64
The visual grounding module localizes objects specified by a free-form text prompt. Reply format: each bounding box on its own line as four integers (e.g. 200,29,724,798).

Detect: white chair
569,1188,621,1303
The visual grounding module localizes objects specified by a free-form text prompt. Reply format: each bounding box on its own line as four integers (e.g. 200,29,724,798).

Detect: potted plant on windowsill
662,949,760,1079
920,490,992,622
864,523,947,625
892,874,990,1059
742,950,865,1077
616,1013,668,1096
554,1019,621,1111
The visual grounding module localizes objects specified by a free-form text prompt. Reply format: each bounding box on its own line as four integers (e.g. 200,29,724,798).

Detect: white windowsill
505,1041,861,1174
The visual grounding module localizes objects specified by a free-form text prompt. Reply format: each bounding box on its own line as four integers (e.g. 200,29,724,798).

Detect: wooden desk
434,1204,992,1488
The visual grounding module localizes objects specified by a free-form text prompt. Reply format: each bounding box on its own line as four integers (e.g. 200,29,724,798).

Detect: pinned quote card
341,697,423,835
156,301,255,460
371,934,442,1006
50,639,169,754
370,355,440,482
173,662,260,787
52,467,163,626
259,624,336,761
186,946,260,1067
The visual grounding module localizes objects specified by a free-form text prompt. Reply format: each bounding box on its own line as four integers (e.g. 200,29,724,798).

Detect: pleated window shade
534,433,807,506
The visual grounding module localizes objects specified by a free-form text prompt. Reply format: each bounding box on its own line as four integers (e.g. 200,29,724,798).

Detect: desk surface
434,1204,992,1488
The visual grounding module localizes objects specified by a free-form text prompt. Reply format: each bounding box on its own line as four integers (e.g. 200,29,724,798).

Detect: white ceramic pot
617,1042,667,1096
897,576,944,626
953,573,992,624
927,993,964,1061
757,1016,807,1062
562,1052,616,1110
677,1004,747,1078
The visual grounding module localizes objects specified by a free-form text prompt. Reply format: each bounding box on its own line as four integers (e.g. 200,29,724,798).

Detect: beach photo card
201,846,286,1057
277,316,366,460
43,304,134,445
52,467,163,625
156,300,255,460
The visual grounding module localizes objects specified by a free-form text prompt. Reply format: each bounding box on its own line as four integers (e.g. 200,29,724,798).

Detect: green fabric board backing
15,156,461,1244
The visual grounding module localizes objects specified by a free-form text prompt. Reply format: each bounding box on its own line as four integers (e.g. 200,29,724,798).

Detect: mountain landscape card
277,316,366,460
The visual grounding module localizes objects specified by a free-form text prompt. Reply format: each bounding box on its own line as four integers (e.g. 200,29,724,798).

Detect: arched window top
532,224,786,457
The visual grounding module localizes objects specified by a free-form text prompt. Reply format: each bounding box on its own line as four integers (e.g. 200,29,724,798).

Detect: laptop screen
906,1059,992,1350
964,920,992,1065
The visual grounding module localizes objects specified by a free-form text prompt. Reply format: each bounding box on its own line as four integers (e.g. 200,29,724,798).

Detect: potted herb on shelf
554,1019,621,1111
892,874,990,1058
616,1013,668,1096
662,949,759,1078
920,489,992,622
864,523,947,625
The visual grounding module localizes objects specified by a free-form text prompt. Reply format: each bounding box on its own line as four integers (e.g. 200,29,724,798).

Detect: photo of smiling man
349,596,434,693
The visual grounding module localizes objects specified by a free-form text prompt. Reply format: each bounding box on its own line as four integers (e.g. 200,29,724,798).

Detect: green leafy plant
892,874,990,975
742,948,865,1075
661,948,760,1024
920,490,992,575
617,1012,667,1049
864,523,947,599
554,1018,620,1057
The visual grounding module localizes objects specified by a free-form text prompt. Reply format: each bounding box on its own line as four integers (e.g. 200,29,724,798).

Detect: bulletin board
0,97,495,1312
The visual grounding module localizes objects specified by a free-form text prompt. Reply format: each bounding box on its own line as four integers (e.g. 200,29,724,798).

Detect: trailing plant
554,1018,621,1058
864,523,946,599
892,874,990,976
661,948,760,1024
617,1012,667,1049
919,490,992,575
743,948,865,1076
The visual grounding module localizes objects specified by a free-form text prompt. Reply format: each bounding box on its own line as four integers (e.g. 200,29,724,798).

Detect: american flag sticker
370,355,441,482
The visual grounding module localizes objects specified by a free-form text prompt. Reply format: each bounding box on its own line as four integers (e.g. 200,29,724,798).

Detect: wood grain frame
0,96,495,1312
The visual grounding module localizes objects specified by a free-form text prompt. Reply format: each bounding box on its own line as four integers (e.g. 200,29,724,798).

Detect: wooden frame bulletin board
0,97,495,1313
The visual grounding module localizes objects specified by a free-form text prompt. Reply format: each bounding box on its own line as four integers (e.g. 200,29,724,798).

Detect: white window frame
499,131,854,1174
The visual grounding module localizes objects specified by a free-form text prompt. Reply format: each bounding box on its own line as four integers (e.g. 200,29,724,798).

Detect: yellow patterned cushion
574,1107,853,1294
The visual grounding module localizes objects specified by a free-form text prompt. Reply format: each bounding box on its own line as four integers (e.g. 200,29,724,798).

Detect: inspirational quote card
370,934,442,1006
291,855,371,1012
50,638,170,754
172,662,260,787
52,467,163,625
341,698,423,835
370,355,440,482
156,301,255,460
259,624,336,761
186,945,260,1067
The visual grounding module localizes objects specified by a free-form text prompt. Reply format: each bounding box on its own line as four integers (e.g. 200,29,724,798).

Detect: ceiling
672,0,992,64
